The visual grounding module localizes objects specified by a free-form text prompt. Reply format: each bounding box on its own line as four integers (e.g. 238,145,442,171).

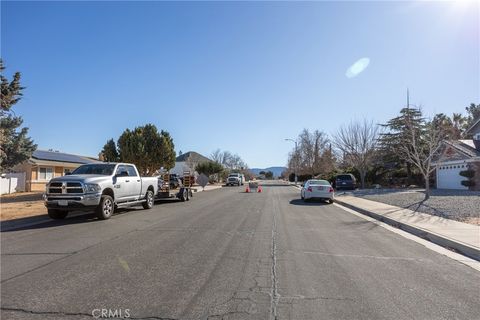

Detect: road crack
270,200,279,320
1,307,93,318
1,307,178,320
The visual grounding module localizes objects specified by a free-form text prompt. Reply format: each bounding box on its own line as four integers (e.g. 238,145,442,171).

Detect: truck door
114,165,131,202
126,165,142,200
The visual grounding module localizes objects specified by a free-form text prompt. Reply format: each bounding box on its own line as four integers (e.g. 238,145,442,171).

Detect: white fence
1,172,26,195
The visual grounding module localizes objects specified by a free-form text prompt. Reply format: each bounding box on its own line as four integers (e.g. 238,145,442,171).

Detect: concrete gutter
334,196,480,261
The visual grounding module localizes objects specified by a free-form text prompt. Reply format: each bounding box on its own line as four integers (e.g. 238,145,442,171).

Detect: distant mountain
249,167,287,177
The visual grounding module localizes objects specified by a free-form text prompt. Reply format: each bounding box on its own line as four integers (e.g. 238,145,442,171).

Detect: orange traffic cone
246,186,250,193
258,186,262,193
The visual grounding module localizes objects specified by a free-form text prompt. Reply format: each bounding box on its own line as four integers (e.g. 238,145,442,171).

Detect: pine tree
101,139,119,162
0,59,36,172
379,107,424,185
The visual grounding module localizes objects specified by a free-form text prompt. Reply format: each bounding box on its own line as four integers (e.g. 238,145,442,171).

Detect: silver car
300,179,334,203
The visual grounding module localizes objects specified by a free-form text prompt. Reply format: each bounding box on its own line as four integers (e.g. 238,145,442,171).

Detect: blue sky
2,1,478,168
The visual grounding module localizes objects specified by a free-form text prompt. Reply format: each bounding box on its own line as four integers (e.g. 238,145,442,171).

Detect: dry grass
0,192,47,221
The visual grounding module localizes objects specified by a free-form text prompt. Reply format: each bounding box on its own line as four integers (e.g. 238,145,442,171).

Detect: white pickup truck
226,173,245,186
44,163,158,220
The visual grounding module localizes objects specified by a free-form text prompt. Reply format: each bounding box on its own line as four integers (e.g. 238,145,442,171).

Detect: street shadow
1,207,139,232
341,219,380,231
260,184,292,187
289,199,331,206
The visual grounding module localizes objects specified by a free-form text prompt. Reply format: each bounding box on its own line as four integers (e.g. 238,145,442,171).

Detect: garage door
437,163,468,190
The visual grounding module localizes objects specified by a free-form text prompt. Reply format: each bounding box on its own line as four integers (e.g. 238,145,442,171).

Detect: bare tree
332,119,380,188
399,117,445,200
298,129,329,176
210,149,223,163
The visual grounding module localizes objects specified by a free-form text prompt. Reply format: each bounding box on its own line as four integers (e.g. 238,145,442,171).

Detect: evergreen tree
101,139,119,162
0,59,36,172
379,107,424,184
160,130,176,170
116,124,175,176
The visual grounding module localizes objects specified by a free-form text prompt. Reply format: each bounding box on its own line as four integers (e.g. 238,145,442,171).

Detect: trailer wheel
179,188,187,202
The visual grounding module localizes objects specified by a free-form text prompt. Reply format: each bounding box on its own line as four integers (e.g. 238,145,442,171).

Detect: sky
1,0,479,168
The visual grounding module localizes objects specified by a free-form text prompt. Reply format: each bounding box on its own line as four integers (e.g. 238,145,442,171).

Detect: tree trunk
406,162,412,186
424,174,430,201
360,170,366,189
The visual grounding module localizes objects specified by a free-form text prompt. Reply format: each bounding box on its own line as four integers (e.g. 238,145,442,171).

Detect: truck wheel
48,209,68,220
142,190,154,209
96,195,114,220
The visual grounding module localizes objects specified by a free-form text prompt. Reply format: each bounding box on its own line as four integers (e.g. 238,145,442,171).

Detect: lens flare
346,57,370,78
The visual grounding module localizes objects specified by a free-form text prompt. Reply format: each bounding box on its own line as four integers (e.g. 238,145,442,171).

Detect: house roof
465,117,480,136
444,140,480,158
31,150,101,165
175,151,211,163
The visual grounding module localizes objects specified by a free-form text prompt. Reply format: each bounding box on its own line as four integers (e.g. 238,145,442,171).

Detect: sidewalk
334,195,480,261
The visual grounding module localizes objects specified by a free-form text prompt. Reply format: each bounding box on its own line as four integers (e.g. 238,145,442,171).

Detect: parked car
301,179,334,203
226,173,244,186
334,173,357,190
44,163,158,220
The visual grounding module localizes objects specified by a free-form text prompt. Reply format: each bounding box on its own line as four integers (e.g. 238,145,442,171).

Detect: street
1,183,479,320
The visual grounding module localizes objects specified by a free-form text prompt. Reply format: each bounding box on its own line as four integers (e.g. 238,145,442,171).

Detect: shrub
461,180,475,187
459,169,475,179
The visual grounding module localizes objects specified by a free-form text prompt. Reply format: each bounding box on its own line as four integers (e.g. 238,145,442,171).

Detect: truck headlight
84,183,101,193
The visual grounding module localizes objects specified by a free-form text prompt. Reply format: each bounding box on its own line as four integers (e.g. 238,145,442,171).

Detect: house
434,118,480,190
13,149,101,192
170,151,211,176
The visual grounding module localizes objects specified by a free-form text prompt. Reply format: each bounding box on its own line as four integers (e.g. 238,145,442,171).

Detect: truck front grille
48,181,84,194
66,182,83,193
48,182,63,194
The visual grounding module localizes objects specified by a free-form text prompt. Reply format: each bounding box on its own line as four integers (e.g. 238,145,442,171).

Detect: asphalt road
1,183,479,320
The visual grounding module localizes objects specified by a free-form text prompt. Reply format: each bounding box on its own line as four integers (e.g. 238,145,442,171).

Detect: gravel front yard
341,189,480,225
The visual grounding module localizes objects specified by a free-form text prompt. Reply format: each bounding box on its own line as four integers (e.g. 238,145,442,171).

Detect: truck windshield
72,164,116,175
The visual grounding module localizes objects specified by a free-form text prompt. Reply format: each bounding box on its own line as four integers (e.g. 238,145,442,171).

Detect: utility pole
285,138,298,185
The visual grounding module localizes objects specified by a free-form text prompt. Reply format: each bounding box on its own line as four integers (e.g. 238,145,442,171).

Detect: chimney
474,133,480,151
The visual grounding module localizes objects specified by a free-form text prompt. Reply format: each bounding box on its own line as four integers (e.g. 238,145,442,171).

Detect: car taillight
307,187,313,192
329,187,334,193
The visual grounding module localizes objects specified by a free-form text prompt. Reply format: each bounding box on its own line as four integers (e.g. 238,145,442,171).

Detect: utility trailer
156,171,194,202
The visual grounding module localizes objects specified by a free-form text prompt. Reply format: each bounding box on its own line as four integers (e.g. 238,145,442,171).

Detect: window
39,167,53,180
64,168,71,175
116,165,128,176
73,164,116,175
126,165,138,176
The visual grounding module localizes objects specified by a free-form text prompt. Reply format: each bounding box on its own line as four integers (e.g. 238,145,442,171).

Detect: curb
334,198,480,261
